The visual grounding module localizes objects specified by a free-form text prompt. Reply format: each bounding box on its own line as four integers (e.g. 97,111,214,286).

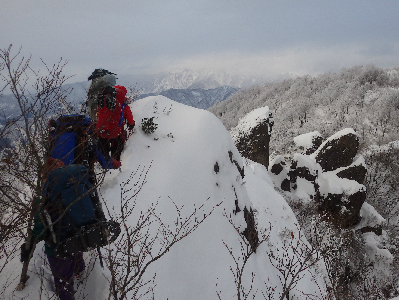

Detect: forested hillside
210,65,399,298
209,65,399,157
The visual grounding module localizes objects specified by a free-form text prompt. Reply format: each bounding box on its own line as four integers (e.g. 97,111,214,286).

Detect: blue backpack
49,114,92,166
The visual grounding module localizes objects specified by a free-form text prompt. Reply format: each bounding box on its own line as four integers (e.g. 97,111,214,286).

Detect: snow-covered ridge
2,96,328,299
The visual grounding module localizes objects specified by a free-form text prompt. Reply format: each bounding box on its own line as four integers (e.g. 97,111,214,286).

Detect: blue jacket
49,114,116,169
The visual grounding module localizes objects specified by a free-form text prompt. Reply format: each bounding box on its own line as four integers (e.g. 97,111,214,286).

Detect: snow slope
2,96,328,299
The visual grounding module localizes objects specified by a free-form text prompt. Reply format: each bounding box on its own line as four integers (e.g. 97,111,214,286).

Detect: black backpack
87,69,117,119
98,86,117,112
41,164,120,257
44,115,121,257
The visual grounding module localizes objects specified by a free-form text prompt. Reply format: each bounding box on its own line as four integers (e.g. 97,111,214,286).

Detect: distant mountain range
1,69,266,125
0,94,20,126
117,69,268,93
138,86,238,110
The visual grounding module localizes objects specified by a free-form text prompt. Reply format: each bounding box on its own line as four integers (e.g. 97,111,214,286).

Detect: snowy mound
4,96,328,300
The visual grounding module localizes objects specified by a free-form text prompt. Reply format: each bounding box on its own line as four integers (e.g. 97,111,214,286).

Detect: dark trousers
110,135,125,161
47,253,85,300
98,135,125,162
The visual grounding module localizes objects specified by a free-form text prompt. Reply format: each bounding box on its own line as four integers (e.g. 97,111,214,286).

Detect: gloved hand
127,122,135,130
20,243,31,262
112,159,122,169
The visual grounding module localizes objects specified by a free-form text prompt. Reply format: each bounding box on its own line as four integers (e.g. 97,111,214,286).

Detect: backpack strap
40,191,66,247
42,209,56,244
118,103,127,127
99,86,117,111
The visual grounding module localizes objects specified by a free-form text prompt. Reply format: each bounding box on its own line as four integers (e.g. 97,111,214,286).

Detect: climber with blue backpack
20,114,121,300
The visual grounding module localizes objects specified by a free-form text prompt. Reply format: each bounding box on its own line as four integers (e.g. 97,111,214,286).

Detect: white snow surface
293,131,322,151
2,96,329,299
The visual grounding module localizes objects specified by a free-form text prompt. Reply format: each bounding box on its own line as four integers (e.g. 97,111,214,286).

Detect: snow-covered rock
293,131,323,155
230,106,274,168
270,128,367,228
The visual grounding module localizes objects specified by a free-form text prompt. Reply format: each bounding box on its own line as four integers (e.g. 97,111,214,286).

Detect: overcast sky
2,0,399,83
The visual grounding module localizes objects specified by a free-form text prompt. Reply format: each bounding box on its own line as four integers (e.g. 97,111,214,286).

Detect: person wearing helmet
86,68,117,120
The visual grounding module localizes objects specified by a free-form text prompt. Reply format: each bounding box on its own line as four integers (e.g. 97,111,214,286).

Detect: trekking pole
97,246,104,268
16,207,37,291
127,128,134,140
17,193,46,291
17,241,36,291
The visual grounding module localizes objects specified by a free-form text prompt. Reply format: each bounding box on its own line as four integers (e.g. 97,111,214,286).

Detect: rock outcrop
269,128,367,228
315,131,359,171
230,107,274,169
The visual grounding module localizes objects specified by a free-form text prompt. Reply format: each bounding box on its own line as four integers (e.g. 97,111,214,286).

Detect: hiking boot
74,271,84,286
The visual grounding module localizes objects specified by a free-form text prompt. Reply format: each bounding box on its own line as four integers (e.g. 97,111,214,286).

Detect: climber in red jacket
95,85,135,162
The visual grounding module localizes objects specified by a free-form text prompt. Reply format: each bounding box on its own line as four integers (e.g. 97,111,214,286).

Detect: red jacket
95,85,135,139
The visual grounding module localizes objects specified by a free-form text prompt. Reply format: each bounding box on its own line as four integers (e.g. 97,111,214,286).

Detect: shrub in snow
141,117,158,135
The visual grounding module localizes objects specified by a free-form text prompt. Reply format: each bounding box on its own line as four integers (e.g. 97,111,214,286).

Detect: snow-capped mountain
118,69,267,93
139,86,238,110
0,94,20,126
2,69,262,116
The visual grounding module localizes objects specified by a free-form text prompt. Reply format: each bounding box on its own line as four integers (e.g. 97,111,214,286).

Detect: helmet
88,68,116,81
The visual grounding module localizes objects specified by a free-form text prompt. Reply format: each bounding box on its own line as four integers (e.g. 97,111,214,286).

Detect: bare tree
0,44,77,290
266,226,323,300
0,45,113,293
364,145,399,225
218,212,270,300
126,84,142,104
